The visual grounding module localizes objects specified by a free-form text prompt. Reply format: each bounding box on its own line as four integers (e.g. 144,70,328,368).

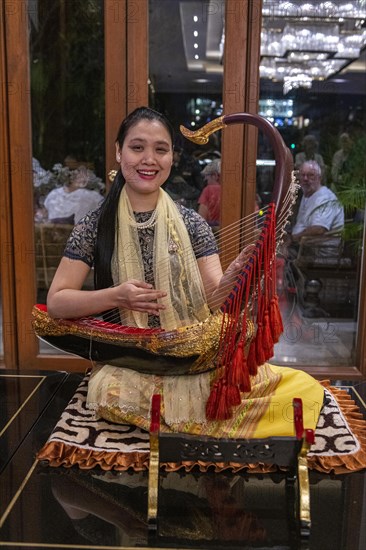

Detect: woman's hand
200,247,253,311
111,279,167,315
47,258,167,319
221,247,249,285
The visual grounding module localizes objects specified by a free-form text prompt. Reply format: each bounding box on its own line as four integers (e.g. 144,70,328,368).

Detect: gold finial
108,169,117,182
180,115,226,144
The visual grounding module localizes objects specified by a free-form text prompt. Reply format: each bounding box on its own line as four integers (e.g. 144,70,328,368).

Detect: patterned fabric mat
37,374,366,474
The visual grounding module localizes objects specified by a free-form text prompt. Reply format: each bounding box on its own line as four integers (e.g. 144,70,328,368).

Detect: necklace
128,208,159,229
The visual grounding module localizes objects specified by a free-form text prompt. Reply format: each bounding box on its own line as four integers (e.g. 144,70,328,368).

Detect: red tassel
205,383,218,420
262,311,273,353
226,384,241,407
229,340,252,392
216,382,232,420
206,381,232,421
247,340,258,376
238,363,251,393
229,341,243,384
269,295,284,343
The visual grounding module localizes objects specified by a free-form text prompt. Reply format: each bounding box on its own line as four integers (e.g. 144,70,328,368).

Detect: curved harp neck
180,112,293,216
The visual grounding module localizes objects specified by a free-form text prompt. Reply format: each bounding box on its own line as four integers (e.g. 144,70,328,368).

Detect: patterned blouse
64,203,219,279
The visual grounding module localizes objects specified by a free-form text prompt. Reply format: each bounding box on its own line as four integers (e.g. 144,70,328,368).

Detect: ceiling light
193,30,198,37
193,43,198,49
193,15,198,22
260,0,366,92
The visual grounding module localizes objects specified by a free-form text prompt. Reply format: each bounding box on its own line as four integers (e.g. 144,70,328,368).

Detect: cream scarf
88,187,213,425
112,186,210,329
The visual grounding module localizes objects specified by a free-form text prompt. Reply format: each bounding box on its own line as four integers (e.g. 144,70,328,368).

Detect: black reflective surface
0,371,365,550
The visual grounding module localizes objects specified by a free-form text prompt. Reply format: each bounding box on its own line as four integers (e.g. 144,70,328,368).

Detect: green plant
336,136,366,250
336,136,366,213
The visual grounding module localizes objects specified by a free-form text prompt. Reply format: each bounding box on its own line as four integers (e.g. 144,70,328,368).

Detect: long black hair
94,107,175,290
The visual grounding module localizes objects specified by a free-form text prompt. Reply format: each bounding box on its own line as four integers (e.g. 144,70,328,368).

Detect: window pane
257,0,366,367
149,0,223,222
29,0,105,354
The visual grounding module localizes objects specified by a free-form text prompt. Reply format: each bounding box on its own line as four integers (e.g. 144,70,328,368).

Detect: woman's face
116,119,173,200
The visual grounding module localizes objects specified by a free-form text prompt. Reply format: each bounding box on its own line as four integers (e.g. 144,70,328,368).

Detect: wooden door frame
0,1,17,368
220,0,262,268
105,0,148,183
1,0,364,377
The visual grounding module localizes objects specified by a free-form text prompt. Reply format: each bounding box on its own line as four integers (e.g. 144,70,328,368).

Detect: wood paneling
104,0,148,182
105,0,128,183
4,3,38,368
0,2,17,368
126,0,149,113
220,0,262,268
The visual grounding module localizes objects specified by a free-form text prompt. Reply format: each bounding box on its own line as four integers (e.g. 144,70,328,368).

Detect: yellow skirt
87,363,324,440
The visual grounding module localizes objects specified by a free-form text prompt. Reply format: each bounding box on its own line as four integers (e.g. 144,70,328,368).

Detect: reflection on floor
1,371,366,550
273,306,356,366
271,274,357,366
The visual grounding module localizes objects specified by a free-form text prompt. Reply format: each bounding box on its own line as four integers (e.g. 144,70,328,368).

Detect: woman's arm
47,257,167,319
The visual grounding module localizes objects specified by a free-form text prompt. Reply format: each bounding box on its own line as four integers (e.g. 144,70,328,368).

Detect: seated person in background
44,166,104,224
198,159,221,227
331,132,353,187
295,134,325,176
288,161,344,258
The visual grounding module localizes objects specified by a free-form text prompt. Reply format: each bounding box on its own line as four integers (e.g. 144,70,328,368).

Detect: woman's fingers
114,280,167,313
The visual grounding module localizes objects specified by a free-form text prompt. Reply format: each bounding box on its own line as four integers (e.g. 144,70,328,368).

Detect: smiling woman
43,105,267,428
116,119,174,209
46,106,224,323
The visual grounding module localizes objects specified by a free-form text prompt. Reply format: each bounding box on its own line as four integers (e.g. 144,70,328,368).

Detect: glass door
0,0,146,370
256,0,366,373
29,0,105,355
148,0,224,222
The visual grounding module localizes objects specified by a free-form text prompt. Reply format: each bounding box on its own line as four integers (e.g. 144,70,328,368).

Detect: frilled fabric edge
36,441,278,474
36,381,366,475
37,441,150,471
307,381,366,474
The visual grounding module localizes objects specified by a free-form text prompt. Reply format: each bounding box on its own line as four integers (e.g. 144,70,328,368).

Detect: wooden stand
147,395,314,540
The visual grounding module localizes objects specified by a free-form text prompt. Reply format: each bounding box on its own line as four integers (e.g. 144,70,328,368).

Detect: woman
47,106,323,438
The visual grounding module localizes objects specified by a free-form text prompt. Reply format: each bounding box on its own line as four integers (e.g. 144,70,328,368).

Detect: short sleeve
63,208,100,267
177,204,218,258
308,200,344,231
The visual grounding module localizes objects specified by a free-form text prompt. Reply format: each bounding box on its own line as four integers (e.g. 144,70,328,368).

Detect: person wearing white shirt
289,161,344,260
44,166,103,224
292,161,344,240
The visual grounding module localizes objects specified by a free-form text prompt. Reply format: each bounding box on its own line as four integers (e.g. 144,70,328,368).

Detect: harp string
78,179,297,331
95,208,267,326
92,207,266,322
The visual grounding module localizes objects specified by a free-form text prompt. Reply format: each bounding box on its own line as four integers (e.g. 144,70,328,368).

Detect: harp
33,113,296,417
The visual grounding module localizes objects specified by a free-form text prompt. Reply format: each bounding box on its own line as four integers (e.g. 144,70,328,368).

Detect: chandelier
261,1,366,93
